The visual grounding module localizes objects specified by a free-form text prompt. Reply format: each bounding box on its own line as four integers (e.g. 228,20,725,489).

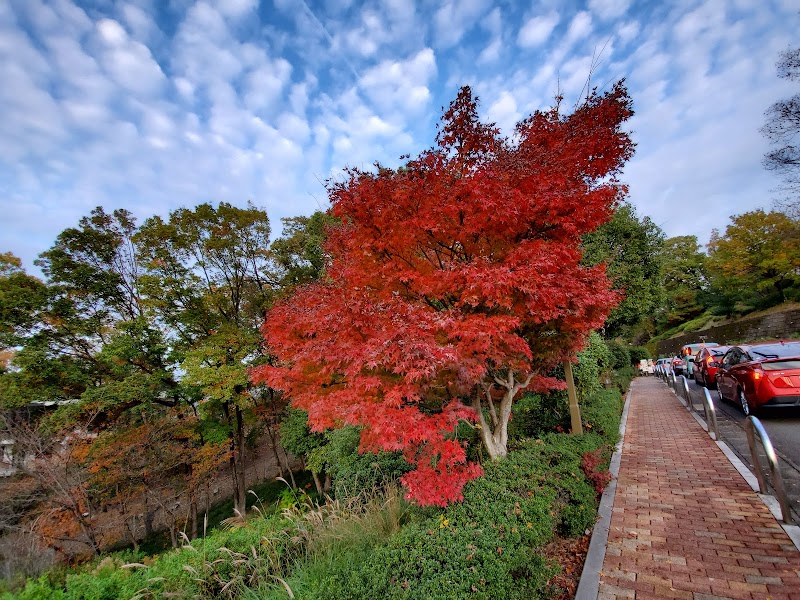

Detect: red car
715,341,800,416
693,345,730,389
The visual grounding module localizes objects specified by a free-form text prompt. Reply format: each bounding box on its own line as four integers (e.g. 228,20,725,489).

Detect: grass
4,382,626,600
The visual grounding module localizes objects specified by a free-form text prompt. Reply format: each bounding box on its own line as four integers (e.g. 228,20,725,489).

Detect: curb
574,386,632,600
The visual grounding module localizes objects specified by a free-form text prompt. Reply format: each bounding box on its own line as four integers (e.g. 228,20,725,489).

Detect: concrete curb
574,386,632,600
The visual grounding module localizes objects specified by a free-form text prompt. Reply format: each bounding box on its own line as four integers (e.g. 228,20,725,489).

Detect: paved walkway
599,377,800,600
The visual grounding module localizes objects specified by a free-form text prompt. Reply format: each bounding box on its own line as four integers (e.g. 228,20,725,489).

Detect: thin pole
564,361,583,434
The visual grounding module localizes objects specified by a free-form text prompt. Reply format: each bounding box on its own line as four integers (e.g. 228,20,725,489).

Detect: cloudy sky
1,0,797,272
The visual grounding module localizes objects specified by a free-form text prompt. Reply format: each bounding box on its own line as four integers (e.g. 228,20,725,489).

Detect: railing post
745,416,793,525
701,388,719,441
681,376,691,411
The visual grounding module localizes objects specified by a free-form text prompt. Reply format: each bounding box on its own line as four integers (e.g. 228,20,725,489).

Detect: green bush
580,388,623,446
573,332,613,399
292,431,610,600
628,345,650,363
508,392,570,441
314,427,411,497
605,339,631,369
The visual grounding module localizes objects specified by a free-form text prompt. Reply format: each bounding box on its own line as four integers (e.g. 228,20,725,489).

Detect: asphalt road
667,374,800,523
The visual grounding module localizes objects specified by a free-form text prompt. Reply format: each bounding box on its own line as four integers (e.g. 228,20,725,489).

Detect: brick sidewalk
599,377,800,600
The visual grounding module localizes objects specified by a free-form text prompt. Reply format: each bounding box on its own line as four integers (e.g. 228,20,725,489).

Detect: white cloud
564,11,592,46
487,91,519,135
517,12,559,48
95,18,167,97
588,0,631,21
359,48,437,113
433,0,491,48
212,0,258,19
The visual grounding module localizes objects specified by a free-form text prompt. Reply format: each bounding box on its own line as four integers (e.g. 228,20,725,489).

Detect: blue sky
1,0,797,272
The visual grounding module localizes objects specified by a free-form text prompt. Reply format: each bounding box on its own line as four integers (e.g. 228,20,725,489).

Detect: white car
638,358,655,376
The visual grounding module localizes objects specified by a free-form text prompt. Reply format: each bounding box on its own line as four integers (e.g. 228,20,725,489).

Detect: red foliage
581,448,612,496
253,83,634,506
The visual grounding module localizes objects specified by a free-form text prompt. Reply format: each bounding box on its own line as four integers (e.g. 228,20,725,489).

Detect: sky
1,0,798,273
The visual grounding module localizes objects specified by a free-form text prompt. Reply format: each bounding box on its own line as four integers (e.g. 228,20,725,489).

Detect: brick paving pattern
599,377,800,600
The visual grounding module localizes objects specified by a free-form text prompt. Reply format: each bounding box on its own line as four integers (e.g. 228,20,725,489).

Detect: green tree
269,211,335,291
582,203,665,338
136,202,277,516
706,209,800,310
657,235,708,327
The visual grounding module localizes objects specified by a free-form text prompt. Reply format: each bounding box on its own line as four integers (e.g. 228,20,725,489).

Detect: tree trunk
223,402,247,516
190,493,198,540
473,369,534,460
234,406,246,514
312,471,324,495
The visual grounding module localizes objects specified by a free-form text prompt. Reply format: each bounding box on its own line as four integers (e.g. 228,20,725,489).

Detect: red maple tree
253,83,634,506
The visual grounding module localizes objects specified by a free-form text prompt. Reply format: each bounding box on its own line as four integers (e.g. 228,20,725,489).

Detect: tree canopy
254,83,635,506
762,45,800,211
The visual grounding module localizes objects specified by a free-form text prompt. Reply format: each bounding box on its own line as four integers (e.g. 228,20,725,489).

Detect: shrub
581,388,623,446
573,332,613,399
605,339,631,369
297,431,610,600
628,345,650,363
508,392,570,442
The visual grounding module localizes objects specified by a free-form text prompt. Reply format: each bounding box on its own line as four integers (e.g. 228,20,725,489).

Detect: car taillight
706,356,713,365
752,367,764,381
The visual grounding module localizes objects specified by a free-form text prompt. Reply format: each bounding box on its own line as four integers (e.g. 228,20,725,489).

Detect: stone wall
656,308,800,357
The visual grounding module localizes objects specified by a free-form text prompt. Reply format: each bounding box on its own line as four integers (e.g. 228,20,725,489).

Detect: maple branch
471,394,491,433
481,382,499,427
513,372,534,394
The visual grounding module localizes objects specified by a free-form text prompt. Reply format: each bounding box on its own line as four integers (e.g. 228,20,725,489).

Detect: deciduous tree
582,203,664,337
762,46,800,213
707,209,800,309
254,84,634,506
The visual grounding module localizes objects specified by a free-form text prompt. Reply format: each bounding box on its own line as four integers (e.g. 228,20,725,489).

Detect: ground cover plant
3,369,626,600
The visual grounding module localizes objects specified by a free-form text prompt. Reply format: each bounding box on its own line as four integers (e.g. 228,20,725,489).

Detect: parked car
693,345,730,389
654,358,671,376
715,341,800,416
637,358,655,376
672,355,685,376
679,342,720,379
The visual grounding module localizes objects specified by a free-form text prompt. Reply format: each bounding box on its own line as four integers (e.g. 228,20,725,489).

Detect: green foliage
628,346,650,363
707,210,800,310
309,426,411,496
508,392,569,441
656,235,708,329
279,407,325,458
300,432,608,600
573,331,613,400
270,211,336,291
580,388,624,445
582,203,665,338
605,340,631,369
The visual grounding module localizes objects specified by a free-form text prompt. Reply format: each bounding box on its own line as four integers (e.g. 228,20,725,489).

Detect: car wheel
738,388,751,417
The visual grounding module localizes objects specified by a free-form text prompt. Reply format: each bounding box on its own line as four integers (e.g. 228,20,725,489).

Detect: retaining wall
656,307,800,357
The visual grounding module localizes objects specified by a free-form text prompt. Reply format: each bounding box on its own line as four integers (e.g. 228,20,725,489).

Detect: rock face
657,307,800,357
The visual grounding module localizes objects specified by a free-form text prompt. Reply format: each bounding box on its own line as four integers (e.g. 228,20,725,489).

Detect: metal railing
745,416,794,525
660,372,719,441
656,370,792,523
700,388,719,441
